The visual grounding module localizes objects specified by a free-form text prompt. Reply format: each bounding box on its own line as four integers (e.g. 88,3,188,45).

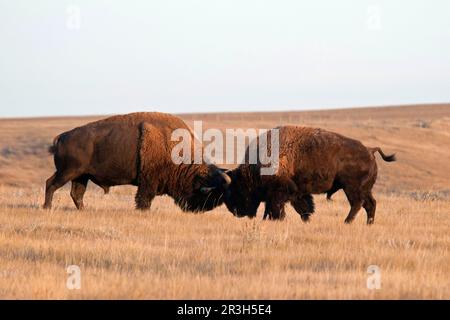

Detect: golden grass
0,185,448,299
0,104,449,299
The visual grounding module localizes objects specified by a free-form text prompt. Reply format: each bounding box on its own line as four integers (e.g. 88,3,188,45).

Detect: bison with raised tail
44,112,231,211
224,126,396,224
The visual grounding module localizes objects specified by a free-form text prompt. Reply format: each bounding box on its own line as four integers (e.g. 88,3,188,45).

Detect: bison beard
224,126,396,224
43,112,230,212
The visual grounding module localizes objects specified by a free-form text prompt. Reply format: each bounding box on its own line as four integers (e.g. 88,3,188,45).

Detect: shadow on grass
3,203,41,210
2,203,79,212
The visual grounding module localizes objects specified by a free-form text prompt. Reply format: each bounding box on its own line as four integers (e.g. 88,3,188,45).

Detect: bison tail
48,135,60,155
370,147,396,162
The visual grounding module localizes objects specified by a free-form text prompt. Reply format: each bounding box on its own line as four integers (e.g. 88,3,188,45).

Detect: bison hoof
367,218,374,225
344,218,354,224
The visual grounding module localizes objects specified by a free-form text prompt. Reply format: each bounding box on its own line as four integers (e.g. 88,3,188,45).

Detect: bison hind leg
291,194,315,222
43,170,81,209
43,173,57,209
70,175,89,210
362,192,376,225
88,176,111,195
343,187,363,224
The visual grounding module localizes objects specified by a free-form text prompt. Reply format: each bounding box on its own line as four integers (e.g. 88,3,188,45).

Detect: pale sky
1,0,449,117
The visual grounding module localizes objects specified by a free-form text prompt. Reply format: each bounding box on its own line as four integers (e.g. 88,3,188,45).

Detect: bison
224,126,396,224
44,112,231,211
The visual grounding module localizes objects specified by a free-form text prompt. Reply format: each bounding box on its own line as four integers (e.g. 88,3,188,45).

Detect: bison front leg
264,197,286,220
264,185,292,220
135,182,156,210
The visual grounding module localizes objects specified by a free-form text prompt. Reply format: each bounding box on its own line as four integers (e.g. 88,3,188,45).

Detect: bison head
176,165,231,212
223,167,262,218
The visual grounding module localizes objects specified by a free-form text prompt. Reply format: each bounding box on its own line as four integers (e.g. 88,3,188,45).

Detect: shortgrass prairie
0,185,449,299
0,104,449,299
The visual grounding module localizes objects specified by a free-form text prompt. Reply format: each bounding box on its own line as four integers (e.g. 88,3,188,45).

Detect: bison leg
362,192,377,225
264,185,292,220
263,179,295,221
343,188,363,224
264,198,286,220
89,176,110,194
43,173,57,209
263,203,284,220
70,176,89,210
43,171,80,209
291,194,315,223
135,183,156,210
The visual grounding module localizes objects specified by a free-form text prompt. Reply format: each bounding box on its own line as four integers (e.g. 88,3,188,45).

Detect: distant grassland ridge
0,104,449,299
1,104,449,194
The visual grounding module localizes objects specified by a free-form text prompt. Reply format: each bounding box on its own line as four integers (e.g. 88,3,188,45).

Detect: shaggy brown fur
224,126,396,224
44,112,230,211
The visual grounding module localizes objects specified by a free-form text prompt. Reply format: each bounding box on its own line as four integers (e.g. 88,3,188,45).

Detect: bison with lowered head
224,126,396,224
44,112,231,211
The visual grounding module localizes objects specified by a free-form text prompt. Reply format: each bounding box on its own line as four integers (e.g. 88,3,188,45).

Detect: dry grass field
0,104,449,299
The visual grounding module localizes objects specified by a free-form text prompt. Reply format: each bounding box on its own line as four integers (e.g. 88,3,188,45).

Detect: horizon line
1,102,449,121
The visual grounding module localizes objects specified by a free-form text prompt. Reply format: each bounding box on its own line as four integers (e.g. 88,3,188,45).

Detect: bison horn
219,170,232,187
